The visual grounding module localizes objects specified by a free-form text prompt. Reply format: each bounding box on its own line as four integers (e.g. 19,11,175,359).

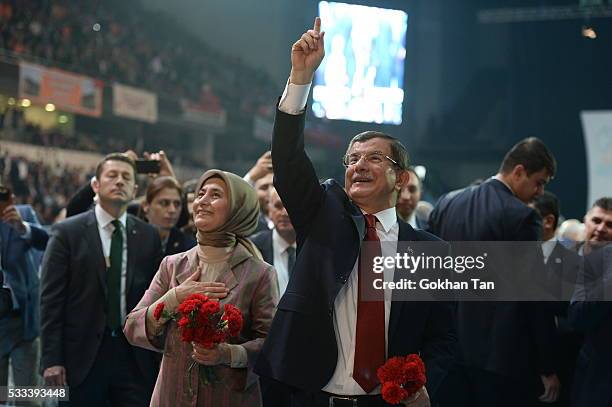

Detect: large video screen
313,1,408,125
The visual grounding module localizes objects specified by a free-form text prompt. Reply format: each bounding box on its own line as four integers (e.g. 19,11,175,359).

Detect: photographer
0,185,49,391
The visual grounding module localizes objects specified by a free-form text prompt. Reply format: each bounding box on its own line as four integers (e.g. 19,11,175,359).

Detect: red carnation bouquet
377,354,426,405
153,293,243,387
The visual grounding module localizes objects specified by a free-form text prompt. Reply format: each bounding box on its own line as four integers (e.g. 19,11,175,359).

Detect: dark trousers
532,333,582,407
260,376,292,407
438,365,529,407
60,330,153,407
0,288,11,319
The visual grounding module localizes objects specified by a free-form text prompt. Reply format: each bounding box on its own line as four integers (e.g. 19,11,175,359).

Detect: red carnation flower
177,316,191,328
378,354,426,405
382,382,408,405
153,302,165,321
181,327,195,342
187,293,209,303
212,330,226,344
170,293,244,386
403,355,427,394
405,354,426,373
222,304,243,337
377,356,408,384
201,300,221,316
177,299,198,315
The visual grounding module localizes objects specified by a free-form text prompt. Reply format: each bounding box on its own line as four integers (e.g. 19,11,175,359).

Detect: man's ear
512,164,526,180
544,214,556,230
92,177,100,195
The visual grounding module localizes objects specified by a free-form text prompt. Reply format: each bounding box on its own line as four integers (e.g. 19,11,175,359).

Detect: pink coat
124,245,278,407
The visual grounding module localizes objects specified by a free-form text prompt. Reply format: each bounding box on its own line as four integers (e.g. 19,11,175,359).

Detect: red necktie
353,214,385,393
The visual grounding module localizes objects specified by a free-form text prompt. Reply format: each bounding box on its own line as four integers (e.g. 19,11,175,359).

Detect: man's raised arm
272,17,327,235
278,17,326,115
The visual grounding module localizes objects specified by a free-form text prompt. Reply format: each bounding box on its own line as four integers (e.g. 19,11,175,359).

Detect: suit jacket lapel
266,232,274,265
329,181,365,241
351,214,365,242
389,220,420,342
84,211,107,298
218,245,252,292
126,216,137,296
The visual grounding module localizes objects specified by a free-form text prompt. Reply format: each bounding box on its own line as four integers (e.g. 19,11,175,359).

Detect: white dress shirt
406,212,417,229
323,207,398,395
272,229,296,297
279,80,311,115
95,204,128,324
541,237,557,264
280,82,399,395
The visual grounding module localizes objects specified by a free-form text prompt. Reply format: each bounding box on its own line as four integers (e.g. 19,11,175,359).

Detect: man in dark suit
41,153,162,407
530,191,583,407
569,243,612,407
251,187,296,407
396,167,428,229
428,138,559,406
255,18,455,407
1,202,49,390
251,187,296,297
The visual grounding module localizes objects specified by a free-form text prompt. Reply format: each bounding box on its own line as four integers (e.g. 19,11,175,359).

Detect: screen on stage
313,1,408,125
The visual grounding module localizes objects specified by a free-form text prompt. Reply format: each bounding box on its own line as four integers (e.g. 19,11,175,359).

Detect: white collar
541,236,557,249
492,175,516,196
364,206,397,233
272,228,296,252
406,212,417,228
95,204,127,230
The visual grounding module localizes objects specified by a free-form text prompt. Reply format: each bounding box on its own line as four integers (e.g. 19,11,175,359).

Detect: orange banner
19,62,103,117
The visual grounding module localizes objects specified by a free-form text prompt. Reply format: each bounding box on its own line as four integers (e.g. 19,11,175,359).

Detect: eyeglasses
342,151,400,168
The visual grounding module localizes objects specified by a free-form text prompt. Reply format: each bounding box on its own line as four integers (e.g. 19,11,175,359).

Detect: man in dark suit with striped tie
41,153,162,406
255,17,456,407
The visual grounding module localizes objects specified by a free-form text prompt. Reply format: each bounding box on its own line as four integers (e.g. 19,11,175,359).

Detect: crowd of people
0,0,284,183
0,151,89,224
0,113,131,154
0,0,276,116
1,15,612,407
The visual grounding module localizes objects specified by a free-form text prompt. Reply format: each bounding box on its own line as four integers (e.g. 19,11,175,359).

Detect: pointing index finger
314,17,321,33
